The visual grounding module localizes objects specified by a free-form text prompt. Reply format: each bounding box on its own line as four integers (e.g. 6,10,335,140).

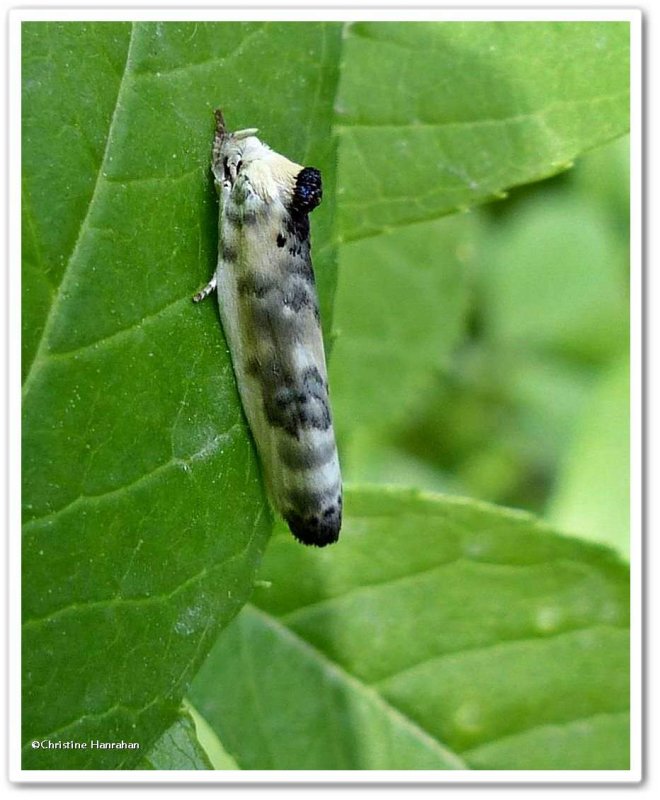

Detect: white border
12,6,642,22
628,4,643,789
8,4,643,786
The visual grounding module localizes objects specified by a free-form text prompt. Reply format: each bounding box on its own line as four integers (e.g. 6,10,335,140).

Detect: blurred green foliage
337,136,630,558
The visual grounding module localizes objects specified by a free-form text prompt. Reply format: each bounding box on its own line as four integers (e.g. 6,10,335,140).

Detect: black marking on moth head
285,495,342,547
291,167,323,215
284,167,322,244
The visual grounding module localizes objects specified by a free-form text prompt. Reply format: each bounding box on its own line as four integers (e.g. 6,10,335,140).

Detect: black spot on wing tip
285,509,341,548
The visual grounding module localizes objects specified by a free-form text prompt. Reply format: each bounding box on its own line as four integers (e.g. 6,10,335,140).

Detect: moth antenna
212,109,229,168
214,108,227,137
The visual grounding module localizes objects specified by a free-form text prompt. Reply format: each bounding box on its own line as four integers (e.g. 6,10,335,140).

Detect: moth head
213,109,270,184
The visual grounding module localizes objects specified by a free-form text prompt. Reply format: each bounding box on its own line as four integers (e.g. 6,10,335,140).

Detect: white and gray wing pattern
194,110,342,546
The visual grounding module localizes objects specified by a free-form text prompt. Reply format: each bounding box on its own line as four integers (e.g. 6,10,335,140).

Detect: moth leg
192,274,217,303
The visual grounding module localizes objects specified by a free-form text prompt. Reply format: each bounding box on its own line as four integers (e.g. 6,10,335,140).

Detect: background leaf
335,21,630,241
189,487,629,770
22,20,342,769
329,214,472,437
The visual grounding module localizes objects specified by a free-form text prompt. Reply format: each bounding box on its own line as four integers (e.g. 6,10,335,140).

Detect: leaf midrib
245,604,467,769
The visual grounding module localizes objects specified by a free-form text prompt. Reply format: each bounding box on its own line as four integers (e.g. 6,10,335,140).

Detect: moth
193,110,342,546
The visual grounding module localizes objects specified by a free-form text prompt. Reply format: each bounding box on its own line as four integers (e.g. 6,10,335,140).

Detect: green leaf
336,21,630,241
329,215,472,437
22,20,342,769
137,710,212,770
547,354,630,559
189,487,629,770
189,607,464,770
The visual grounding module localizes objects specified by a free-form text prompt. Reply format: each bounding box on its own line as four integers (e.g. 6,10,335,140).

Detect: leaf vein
246,605,467,769
41,293,193,364
335,89,629,133
22,23,138,399
22,422,241,530
22,528,251,630
461,709,630,759
372,623,628,688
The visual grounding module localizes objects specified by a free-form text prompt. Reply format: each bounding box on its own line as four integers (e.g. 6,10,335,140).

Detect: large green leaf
21,20,342,769
336,21,630,241
189,487,629,770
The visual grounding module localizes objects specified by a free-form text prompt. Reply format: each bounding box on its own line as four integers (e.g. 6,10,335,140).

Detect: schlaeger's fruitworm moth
193,110,342,546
